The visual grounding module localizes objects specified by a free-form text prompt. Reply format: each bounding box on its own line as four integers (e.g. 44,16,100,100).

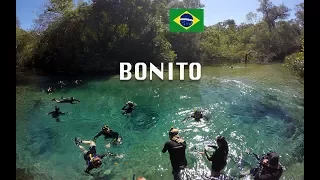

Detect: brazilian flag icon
169,9,204,32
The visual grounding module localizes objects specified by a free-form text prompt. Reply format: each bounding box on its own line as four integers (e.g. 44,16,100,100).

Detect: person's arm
59,112,67,115
204,149,210,161
183,141,187,149
111,131,122,143
93,131,103,141
98,152,117,159
122,105,127,110
182,115,192,122
47,111,53,115
76,99,80,102
162,142,169,153
207,145,218,149
246,149,260,162
205,149,215,161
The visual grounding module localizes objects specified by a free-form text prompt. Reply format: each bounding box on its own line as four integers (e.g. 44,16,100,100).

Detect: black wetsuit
58,98,80,104
83,146,114,173
48,110,65,118
191,111,204,121
122,105,134,114
93,130,121,141
162,140,187,180
251,153,283,180
253,166,283,180
207,146,228,172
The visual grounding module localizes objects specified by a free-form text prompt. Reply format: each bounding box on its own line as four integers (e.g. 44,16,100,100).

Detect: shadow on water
29,128,57,156
16,167,52,180
127,105,159,131
230,99,293,124
28,98,45,114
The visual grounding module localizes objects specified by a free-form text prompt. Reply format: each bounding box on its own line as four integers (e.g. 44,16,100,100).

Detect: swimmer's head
127,101,134,106
169,127,179,137
71,97,74,100
102,124,110,132
55,106,59,111
216,135,227,147
92,157,102,168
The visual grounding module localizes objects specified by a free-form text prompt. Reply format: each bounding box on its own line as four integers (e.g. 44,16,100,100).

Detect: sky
16,0,303,30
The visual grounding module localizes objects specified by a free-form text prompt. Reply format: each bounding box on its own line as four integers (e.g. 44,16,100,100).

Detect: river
16,63,304,180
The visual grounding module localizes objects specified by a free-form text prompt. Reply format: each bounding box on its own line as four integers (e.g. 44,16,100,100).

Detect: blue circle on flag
180,14,193,27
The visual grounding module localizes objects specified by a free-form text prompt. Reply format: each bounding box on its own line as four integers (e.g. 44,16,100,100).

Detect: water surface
16,64,304,180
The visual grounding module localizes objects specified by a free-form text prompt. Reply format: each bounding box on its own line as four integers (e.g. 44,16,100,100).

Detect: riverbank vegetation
16,0,303,78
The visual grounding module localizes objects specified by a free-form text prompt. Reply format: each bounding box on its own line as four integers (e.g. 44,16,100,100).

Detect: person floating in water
122,101,136,116
75,80,83,84
93,125,122,148
58,80,66,88
47,106,67,122
202,135,229,178
74,137,121,174
42,87,54,94
52,97,80,104
182,109,207,122
240,151,283,179
162,127,187,180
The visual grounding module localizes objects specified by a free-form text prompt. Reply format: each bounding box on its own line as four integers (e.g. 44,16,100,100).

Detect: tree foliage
16,0,304,77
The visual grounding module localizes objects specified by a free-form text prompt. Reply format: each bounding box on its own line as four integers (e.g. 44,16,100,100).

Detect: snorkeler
93,125,122,148
42,87,54,94
58,80,66,88
74,137,121,174
202,135,229,178
75,80,83,84
121,101,136,116
52,97,80,104
182,109,207,122
162,127,187,180
240,151,283,179
47,106,67,122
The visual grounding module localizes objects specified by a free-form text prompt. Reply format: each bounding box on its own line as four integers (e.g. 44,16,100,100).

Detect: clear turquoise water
16,64,304,180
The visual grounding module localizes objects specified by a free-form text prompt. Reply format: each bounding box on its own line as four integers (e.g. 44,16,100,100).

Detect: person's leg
75,138,88,153
52,98,60,103
172,169,182,180
78,145,87,153
82,140,96,147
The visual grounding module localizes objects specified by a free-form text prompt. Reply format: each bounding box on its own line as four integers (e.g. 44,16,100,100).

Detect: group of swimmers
43,83,283,180
43,80,83,94
163,128,283,180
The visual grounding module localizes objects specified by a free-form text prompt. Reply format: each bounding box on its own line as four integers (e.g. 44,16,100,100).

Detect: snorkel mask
102,124,109,131
89,154,102,167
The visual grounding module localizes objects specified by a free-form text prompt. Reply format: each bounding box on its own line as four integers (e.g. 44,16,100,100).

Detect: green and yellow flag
169,9,204,32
